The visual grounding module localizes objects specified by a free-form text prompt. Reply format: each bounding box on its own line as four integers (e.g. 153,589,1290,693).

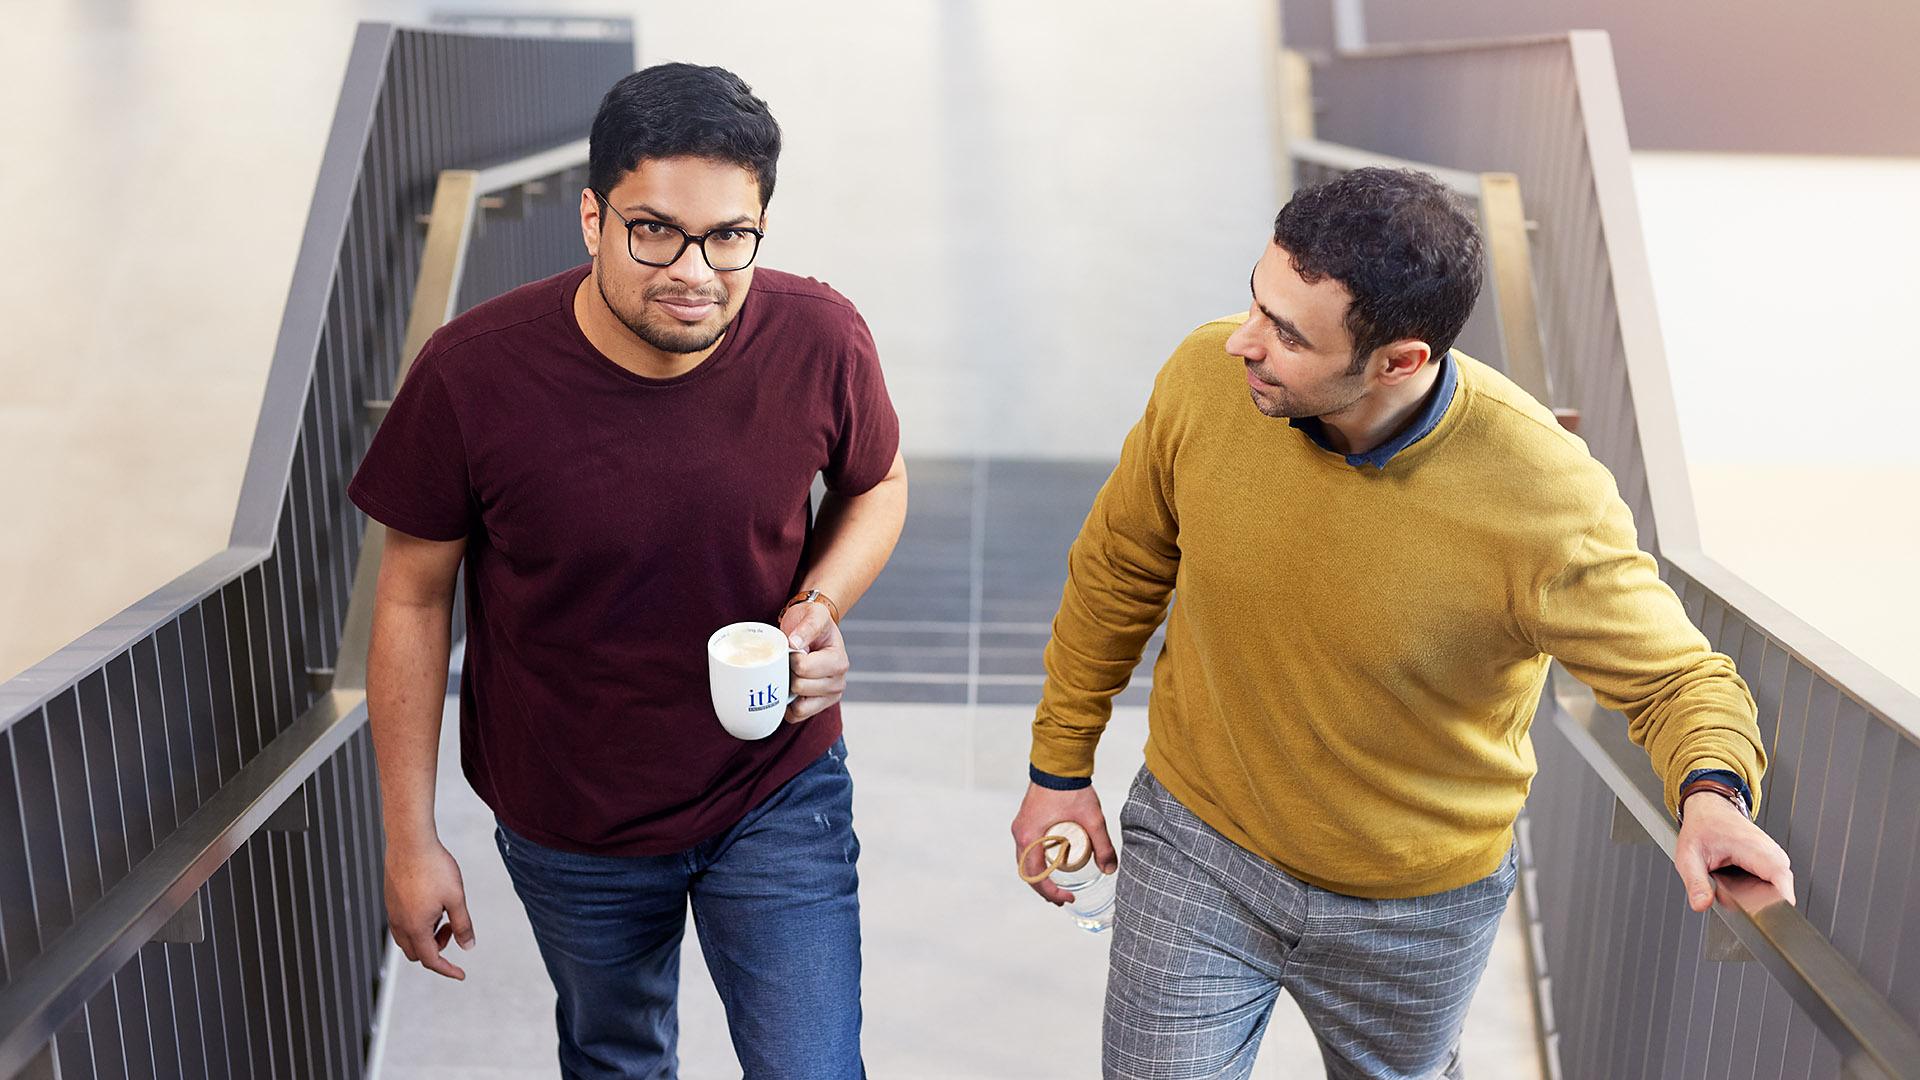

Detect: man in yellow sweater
1010,168,1795,1079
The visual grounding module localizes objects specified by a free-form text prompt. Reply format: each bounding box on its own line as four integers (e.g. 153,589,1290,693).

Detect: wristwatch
782,588,841,624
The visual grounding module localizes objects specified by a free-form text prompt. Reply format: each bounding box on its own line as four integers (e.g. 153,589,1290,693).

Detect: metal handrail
0,693,367,1073
0,138,588,1077
1551,673,1920,1080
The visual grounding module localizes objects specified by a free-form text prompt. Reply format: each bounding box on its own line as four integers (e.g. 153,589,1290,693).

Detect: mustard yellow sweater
1030,318,1766,898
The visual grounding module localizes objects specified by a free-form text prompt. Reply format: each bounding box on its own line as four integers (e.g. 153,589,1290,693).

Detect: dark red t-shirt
347,264,899,855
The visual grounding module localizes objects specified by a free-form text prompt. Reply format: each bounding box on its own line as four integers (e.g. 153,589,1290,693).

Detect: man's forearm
367,599,455,851
798,464,908,616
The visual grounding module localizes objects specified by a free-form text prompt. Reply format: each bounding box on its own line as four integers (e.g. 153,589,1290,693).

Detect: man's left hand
1673,791,1795,913
780,601,848,723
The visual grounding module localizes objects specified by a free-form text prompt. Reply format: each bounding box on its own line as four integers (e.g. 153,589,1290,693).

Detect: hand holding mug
779,599,847,723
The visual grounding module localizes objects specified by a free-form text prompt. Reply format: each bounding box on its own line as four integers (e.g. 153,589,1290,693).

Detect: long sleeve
1524,487,1768,816
1029,374,1182,779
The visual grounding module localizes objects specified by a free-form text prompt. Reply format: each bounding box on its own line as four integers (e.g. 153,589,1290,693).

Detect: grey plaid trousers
1103,767,1517,1080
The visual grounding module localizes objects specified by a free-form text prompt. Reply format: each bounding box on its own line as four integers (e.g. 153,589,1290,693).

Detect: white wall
1634,152,1920,696
5,3,1911,706
0,0,1276,681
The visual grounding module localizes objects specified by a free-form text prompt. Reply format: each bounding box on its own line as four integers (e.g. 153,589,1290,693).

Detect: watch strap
783,588,841,624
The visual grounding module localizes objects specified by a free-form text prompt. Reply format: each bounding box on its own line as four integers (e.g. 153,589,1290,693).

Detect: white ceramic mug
706,621,803,740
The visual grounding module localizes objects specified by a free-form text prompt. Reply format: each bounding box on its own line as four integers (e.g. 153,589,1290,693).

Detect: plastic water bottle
1044,821,1116,934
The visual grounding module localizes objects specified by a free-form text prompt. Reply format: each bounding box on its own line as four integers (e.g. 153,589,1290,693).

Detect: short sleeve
347,347,475,542
820,310,900,495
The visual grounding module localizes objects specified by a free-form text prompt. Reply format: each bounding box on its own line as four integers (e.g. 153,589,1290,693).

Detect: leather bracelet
782,588,841,624
1678,777,1748,823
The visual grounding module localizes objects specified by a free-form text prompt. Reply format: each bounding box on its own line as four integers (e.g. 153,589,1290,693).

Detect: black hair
588,63,782,207
1273,167,1483,372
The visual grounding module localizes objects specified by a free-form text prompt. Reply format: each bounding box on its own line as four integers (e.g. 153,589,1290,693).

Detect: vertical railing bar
242,543,281,755
16,707,74,961
265,547,300,734
217,583,258,770
76,673,129,893
1771,648,1809,852
333,733,375,1043
64,678,134,1076
153,623,200,829
1631,850,1677,1078
128,650,177,1079
210,862,254,1077
374,47,402,383
296,819,337,1080
286,433,316,678
1561,747,1603,1071
314,291,348,659
314,758,361,1061
240,842,283,1079
273,831,319,1080
0,731,31,984
177,605,235,1080
108,653,167,1076
305,762,352,1080
1793,676,1840,925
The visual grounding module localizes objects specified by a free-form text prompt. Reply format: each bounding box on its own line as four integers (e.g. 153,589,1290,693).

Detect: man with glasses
350,63,905,1078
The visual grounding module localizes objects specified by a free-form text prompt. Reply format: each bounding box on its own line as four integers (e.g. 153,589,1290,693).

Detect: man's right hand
384,839,476,980
1011,781,1119,906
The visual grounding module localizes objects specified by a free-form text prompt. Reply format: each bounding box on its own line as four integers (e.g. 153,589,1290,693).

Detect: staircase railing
0,24,630,1079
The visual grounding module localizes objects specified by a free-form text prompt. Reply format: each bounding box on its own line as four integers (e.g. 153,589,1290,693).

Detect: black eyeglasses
593,190,764,271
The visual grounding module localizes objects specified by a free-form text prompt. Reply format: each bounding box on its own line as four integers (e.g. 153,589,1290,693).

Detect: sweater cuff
1681,767,1753,818
1029,764,1092,790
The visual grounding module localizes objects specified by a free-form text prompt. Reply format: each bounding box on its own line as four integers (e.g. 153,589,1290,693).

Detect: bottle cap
1047,821,1091,867
1017,821,1096,883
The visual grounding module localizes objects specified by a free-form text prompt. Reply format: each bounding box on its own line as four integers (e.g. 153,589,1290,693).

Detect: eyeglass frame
591,189,765,271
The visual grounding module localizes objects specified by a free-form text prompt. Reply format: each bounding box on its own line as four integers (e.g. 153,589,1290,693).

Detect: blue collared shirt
1288,350,1458,468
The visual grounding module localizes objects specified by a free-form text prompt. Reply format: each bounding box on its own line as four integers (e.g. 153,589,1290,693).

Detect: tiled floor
381,702,1542,1080
841,459,1161,712
380,458,1543,1079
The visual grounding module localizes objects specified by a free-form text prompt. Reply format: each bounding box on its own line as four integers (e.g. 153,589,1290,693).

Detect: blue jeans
495,738,864,1079
1104,767,1516,1079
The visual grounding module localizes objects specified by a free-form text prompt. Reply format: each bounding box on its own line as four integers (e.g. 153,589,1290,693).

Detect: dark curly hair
589,63,782,208
1274,167,1483,373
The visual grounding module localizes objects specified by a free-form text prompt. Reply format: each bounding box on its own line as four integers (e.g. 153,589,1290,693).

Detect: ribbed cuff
1029,764,1092,790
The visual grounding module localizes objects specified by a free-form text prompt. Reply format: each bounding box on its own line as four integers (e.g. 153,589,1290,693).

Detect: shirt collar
1289,350,1458,469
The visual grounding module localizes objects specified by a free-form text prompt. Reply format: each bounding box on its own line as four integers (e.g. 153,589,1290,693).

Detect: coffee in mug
706,622,800,740
714,632,786,667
